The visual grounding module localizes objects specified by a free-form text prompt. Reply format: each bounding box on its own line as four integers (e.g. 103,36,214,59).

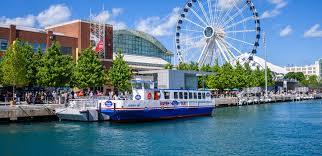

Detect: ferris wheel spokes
221,4,248,27
175,0,261,66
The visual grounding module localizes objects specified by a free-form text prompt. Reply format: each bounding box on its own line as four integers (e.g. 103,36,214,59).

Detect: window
202,93,206,99
144,83,151,89
198,93,202,99
179,92,183,99
194,93,197,99
164,92,170,99
32,43,46,52
133,83,142,90
189,92,193,99
60,47,72,55
0,39,8,51
174,92,178,99
184,92,188,99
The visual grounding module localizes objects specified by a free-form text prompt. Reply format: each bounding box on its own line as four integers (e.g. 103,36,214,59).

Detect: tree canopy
1,40,32,87
285,72,305,82
37,42,74,88
73,47,106,89
175,61,275,90
108,49,132,93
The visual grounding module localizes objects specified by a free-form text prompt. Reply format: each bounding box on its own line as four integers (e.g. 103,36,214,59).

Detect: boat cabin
131,80,211,101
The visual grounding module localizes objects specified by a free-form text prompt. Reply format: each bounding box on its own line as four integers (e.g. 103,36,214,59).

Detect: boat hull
101,107,215,122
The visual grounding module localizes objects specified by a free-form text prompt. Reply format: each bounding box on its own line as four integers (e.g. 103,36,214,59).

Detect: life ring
147,93,152,100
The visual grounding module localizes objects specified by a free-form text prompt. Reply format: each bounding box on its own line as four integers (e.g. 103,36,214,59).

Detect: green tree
73,47,106,89
0,62,3,85
243,63,253,87
200,64,211,72
307,75,319,89
108,49,132,93
37,42,74,88
1,40,32,96
187,61,199,71
164,63,173,70
28,48,43,86
234,62,247,89
285,72,305,84
176,62,189,70
206,63,236,90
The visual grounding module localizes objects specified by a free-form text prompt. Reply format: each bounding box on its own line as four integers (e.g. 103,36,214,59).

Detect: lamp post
263,32,268,98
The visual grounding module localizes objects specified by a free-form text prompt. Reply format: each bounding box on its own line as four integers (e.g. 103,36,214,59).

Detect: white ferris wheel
175,0,261,66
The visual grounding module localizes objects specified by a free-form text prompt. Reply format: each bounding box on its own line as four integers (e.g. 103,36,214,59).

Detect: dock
214,94,322,107
0,104,63,122
0,94,321,122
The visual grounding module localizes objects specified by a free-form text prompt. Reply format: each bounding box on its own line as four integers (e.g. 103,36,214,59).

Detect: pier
0,94,321,122
0,104,63,122
214,94,322,107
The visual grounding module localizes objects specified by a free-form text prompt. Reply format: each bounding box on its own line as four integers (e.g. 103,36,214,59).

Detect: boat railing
68,99,99,110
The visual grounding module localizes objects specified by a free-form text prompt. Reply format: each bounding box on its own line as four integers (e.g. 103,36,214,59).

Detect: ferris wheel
175,0,261,66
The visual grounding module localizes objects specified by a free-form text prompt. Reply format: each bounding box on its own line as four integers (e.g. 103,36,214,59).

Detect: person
63,92,68,104
97,90,102,96
89,91,94,98
71,91,75,99
52,91,57,104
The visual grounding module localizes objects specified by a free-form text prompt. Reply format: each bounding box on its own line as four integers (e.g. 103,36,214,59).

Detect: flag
95,40,104,53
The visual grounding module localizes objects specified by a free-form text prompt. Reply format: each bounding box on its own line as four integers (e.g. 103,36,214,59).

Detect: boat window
202,93,206,99
144,83,151,89
179,92,183,99
184,92,188,99
194,93,197,99
164,92,170,99
134,83,143,90
174,92,178,99
198,93,202,99
189,92,193,99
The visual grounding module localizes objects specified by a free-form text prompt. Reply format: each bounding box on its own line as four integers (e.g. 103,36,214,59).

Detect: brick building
0,20,113,68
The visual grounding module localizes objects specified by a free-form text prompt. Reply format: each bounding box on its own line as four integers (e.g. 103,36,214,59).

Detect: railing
68,99,99,110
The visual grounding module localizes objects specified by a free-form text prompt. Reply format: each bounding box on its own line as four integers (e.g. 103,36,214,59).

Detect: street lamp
263,32,268,98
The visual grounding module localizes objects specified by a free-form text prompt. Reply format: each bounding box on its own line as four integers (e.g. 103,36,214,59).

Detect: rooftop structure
235,53,288,75
113,29,173,71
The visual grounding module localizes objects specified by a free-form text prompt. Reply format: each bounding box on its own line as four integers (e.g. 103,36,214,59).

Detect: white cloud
304,24,322,38
0,15,36,27
91,8,126,30
261,0,288,19
280,25,293,37
135,7,180,37
37,4,71,27
0,4,71,28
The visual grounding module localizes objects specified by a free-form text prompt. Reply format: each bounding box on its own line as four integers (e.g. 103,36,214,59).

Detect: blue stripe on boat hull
101,107,215,121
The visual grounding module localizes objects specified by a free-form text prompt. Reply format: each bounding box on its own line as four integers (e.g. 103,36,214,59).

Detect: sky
0,0,322,67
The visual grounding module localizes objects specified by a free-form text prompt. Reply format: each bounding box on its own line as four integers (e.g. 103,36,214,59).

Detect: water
1,100,322,156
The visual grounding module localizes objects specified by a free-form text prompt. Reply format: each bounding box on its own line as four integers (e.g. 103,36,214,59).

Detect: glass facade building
113,30,172,63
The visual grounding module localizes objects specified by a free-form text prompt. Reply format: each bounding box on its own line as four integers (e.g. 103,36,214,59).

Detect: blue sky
0,0,322,66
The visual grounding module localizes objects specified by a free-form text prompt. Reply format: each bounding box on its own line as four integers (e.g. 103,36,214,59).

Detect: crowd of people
0,89,115,105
